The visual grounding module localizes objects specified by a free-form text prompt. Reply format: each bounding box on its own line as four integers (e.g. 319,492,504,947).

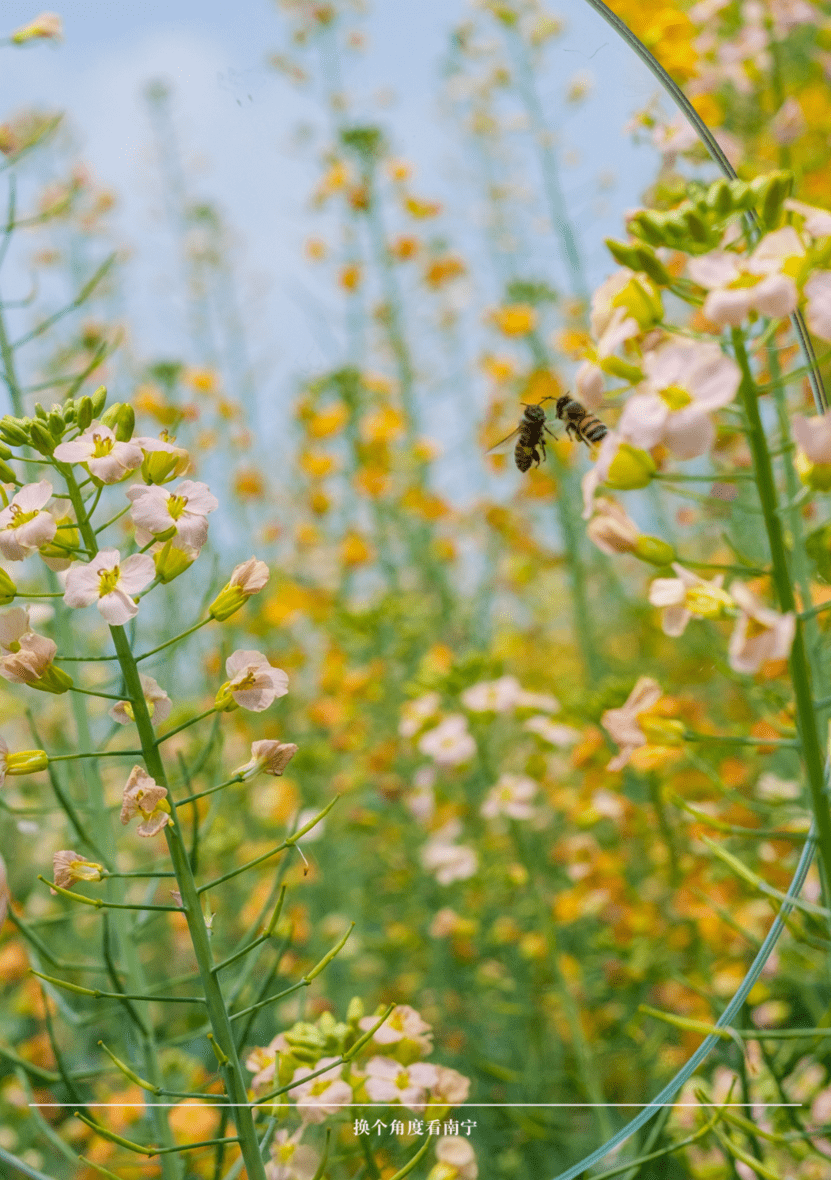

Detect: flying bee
487,398,557,473
486,394,608,472
553,393,608,447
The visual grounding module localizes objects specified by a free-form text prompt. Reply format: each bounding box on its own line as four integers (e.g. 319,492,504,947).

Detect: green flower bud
0,459,17,483
795,448,831,491
706,178,734,215
28,421,55,455
29,664,74,694
209,584,248,622
0,567,16,605
632,246,672,287
90,384,108,415
214,681,239,712
76,396,94,431
6,749,49,775
627,210,666,248
633,535,676,565
0,418,30,447
759,170,794,231
605,238,643,271
34,403,47,420
346,996,365,1025
153,539,195,584
48,411,64,438
639,716,685,747
605,443,657,490
0,442,12,460
681,207,711,244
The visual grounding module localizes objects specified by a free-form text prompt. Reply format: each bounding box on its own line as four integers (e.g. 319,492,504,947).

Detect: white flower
618,339,741,460
63,548,155,626
421,821,478,884
126,480,218,549
53,423,143,483
266,1128,320,1180
804,272,831,342
687,230,804,328
461,676,521,713
418,715,476,767
523,716,581,746
601,677,663,772
234,739,298,778
399,691,442,737
0,481,57,561
435,1136,478,1180
288,1058,352,1123
480,774,537,820
362,1057,439,1112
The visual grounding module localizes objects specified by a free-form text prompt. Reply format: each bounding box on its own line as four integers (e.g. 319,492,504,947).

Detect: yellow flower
404,195,442,219
184,367,218,394
299,450,338,478
341,532,373,566
339,263,362,291
360,406,405,443
490,303,538,337
307,402,349,438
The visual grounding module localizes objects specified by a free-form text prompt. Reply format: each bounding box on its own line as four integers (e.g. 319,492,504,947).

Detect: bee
553,394,608,447
487,394,607,472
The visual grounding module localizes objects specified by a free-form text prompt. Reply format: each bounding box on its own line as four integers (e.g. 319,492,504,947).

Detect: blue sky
0,1,665,480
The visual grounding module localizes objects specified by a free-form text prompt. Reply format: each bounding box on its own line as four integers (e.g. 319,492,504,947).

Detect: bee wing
486,425,522,455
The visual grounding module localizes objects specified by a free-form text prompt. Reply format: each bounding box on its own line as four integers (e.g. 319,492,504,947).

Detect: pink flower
601,677,663,771
618,339,740,460
727,583,795,674
792,412,831,463
11,12,63,42
53,423,143,483
784,199,831,240
126,480,218,550
63,548,155,625
246,1034,291,1090
52,850,104,889
586,498,641,556
266,1128,320,1180
648,564,734,636
804,272,831,342
0,481,57,560
109,674,172,727
430,1067,472,1108
234,739,298,779
434,1137,478,1180
687,229,803,327
0,627,58,685
120,766,171,837
221,650,289,712
358,1005,433,1054
362,1056,439,1112
480,773,537,820
288,1058,352,1123
418,715,476,766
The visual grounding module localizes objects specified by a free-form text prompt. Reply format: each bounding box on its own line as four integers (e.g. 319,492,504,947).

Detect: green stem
731,329,831,910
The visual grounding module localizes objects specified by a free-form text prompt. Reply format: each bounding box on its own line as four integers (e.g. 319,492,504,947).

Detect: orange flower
361,405,405,443
233,468,265,499
183,367,218,394
341,531,373,566
307,402,348,437
424,255,466,287
339,263,362,291
390,235,419,261
299,450,338,478
354,467,391,498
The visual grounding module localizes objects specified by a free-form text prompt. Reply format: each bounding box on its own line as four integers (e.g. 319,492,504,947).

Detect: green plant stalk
60,466,266,1179
53,476,185,1180
731,329,831,909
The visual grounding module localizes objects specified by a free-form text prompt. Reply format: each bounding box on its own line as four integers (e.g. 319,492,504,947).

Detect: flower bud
153,539,196,584
605,239,642,271
627,210,666,248
209,557,270,621
99,402,135,441
0,418,30,447
638,716,686,746
76,396,94,431
214,682,239,712
0,459,17,483
29,664,74,694
28,422,55,455
633,535,676,566
47,410,64,438
632,246,672,287
90,385,108,415
685,583,734,619
600,356,644,383
6,749,49,775
604,443,656,490
754,170,794,231
795,449,831,492
0,568,16,605
0,442,12,460
11,13,63,43
707,178,734,216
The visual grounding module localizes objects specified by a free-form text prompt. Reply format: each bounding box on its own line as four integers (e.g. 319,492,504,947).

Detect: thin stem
731,327,831,910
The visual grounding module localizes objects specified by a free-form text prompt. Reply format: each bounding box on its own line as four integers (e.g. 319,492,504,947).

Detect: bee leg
531,445,542,468
539,438,547,463
544,425,558,440
566,423,579,442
